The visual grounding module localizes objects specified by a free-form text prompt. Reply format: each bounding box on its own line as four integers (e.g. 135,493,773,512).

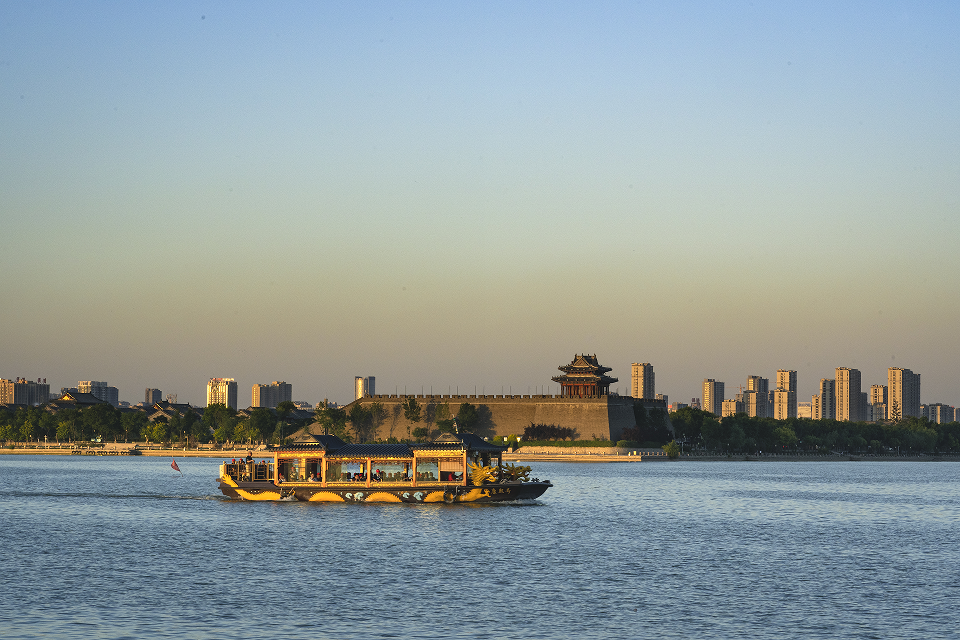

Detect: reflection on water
1,456,958,639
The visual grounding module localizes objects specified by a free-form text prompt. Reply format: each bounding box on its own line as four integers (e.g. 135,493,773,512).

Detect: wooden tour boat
218,431,552,503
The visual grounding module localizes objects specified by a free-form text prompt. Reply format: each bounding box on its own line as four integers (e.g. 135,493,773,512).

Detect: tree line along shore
2,401,959,459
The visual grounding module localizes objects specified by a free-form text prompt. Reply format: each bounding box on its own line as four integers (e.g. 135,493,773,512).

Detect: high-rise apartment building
78,380,107,399
887,368,921,420
355,376,375,400
814,379,836,420
722,398,743,417
743,390,766,418
774,370,798,419
702,379,724,416
252,381,293,408
925,403,954,424
746,375,768,393
744,376,769,418
870,385,887,405
145,388,162,405
773,389,795,420
869,385,887,423
631,363,655,399
0,378,50,406
776,370,797,393
207,378,238,409
836,368,861,422
78,380,119,406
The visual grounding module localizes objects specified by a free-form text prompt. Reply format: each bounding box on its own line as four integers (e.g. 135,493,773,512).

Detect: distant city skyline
2,3,958,408
1,357,956,413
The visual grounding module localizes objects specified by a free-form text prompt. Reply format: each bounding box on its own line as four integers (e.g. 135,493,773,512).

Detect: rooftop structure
552,354,618,398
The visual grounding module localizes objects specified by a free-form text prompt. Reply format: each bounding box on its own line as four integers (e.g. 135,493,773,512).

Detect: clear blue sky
2,1,958,407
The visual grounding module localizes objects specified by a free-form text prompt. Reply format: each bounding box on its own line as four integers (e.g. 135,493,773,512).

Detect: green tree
889,400,902,423
121,411,148,442
184,410,206,443
150,419,170,444
403,397,422,424
204,404,237,443
662,440,681,459
369,402,387,440
56,420,72,442
212,418,234,444
39,412,58,441
249,408,275,443
773,425,798,450
168,413,183,443
348,404,373,442
455,403,479,432
82,404,122,442
700,414,724,451
276,401,296,420
316,404,350,442
435,403,454,433
55,409,82,441
233,419,255,444
670,407,713,444
13,407,43,443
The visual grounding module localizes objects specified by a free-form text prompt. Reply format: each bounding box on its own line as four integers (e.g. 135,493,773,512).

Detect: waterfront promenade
0,443,266,458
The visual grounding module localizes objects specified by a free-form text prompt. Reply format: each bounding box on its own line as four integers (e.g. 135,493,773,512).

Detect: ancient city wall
347,394,667,441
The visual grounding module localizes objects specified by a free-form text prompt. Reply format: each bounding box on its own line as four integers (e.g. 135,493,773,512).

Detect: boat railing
223,462,274,482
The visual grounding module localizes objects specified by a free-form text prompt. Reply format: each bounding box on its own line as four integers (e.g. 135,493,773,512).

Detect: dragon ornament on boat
468,462,499,485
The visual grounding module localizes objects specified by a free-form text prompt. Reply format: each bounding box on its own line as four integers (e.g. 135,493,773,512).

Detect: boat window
439,458,464,482
415,458,439,482
305,458,321,481
370,460,412,483
279,459,303,482
325,459,366,483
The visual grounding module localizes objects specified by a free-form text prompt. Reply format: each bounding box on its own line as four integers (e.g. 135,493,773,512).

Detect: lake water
1,456,958,639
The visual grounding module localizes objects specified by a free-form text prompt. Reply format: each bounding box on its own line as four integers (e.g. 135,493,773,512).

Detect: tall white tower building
836,368,861,422
887,368,920,419
631,363,655,399
702,379,724,416
207,378,238,410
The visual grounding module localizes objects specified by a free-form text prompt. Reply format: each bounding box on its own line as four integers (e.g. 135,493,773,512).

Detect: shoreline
2,446,955,463
0,445,261,458
504,453,960,462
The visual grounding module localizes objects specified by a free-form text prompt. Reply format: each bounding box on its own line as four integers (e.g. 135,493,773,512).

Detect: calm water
1,456,958,639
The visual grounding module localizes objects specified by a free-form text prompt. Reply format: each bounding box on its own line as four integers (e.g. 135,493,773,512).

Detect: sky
2,1,959,408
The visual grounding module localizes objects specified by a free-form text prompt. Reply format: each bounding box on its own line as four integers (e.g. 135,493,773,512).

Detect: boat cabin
222,432,507,488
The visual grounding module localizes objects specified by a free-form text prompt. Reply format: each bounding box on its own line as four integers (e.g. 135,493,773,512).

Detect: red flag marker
171,458,182,475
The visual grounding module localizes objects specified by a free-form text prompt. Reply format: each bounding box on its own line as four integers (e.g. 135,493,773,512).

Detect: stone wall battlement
346,394,668,442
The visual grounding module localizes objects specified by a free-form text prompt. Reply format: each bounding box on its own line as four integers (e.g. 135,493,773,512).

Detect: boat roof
420,432,507,453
